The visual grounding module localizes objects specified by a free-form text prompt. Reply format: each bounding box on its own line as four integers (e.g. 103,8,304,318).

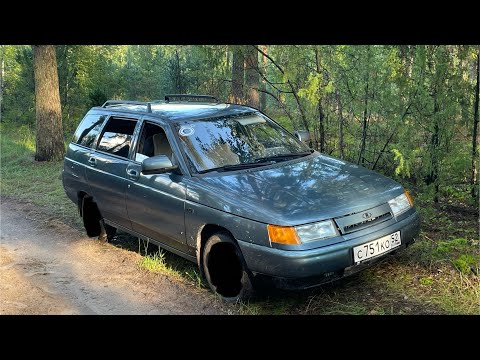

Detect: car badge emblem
362,212,372,219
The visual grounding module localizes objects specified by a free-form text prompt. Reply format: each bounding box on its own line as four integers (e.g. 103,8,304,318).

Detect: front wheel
202,232,253,302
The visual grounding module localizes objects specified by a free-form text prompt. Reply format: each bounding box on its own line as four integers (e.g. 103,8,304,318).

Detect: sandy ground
0,197,226,315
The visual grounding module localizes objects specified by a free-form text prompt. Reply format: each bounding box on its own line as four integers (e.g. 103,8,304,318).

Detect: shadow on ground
110,230,447,315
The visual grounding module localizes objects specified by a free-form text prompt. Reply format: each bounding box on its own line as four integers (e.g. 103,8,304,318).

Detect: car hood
186,153,403,226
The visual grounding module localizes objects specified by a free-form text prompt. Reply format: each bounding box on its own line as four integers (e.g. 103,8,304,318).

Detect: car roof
92,101,257,122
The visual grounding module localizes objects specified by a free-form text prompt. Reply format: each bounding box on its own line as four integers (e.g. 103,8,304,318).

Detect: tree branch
252,45,309,132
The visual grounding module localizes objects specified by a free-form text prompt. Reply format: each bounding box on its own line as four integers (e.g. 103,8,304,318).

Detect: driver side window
135,122,174,163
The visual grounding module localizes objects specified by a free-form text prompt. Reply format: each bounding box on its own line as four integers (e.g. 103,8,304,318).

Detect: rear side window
72,114,107,148
97,118,137,158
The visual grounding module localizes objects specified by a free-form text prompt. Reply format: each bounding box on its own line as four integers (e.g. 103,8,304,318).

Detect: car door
63,111,108,204
85,115,140,229
125,120,189,253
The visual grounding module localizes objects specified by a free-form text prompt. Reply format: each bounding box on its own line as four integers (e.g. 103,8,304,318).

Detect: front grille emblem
362,212,372,219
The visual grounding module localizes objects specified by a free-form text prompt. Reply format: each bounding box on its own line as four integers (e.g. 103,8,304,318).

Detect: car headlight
295,220,338,243
267,220,338,245
388,192,413,217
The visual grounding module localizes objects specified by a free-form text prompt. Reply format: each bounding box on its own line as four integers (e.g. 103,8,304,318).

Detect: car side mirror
294,130,311,144
142,155,178,174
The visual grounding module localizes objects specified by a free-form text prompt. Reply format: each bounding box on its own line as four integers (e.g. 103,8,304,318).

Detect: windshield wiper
253,150,313,164
198,161,275,174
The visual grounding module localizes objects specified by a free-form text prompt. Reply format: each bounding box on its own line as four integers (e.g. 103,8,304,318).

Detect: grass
112,232,205,289
139,250,184,279
1,126,479,314
0,124,81,228
137,242,204,288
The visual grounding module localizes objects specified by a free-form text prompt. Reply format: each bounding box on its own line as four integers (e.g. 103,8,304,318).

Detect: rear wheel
81,196,116,241
202,232,253,302
98,220,117,242
81,197,101,237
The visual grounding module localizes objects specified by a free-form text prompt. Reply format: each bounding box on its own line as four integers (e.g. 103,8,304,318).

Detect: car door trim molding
104,219,195,262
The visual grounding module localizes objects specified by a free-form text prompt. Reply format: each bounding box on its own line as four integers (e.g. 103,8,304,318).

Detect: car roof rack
102,100,154,113
101,95,219,114
164,94,218,103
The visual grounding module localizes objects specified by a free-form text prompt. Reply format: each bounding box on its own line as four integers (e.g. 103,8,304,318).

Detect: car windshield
174,113,311,173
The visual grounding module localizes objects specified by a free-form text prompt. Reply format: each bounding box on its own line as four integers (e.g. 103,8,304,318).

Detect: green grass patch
419,277,434,286
377,259,479,314
139,250,183,279
138,248,206,289
453,254,479,275
0,124,81,228
134,237,204,288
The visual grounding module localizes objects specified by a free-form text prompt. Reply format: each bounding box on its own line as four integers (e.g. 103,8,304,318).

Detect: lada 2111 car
62,94,420,301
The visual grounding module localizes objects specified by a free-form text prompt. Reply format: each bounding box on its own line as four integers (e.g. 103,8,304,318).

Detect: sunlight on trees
1,45,478,201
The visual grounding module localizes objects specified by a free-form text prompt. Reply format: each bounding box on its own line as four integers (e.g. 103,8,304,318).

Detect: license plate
353,231,401,263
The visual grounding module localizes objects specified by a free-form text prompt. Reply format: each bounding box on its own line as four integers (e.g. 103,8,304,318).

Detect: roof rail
101,100,153,113
164,94,218,103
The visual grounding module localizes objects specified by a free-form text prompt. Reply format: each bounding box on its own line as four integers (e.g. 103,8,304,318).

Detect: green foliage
88,88,108,108
419,277,434,286
413,234,479,276
2,44,478,204
391,148,410,177
436,237,469,255
453,254,478,275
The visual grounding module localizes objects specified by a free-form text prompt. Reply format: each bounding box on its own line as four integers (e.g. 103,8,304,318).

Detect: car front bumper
237,211,421,290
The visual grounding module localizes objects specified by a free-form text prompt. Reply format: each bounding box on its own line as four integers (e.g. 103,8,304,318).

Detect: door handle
127,169,139,179
88,157,97,166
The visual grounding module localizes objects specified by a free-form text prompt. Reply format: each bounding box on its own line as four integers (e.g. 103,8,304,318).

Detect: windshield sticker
179,126,195,136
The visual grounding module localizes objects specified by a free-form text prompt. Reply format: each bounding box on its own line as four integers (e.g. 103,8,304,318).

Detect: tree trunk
174,50,183,93
318,101,325,152
426,98,440,203
432,120,440,203
259,45,267,111
231,46,244,103
245,45,259,108
0,46,4,123
33,45,65,162
336,90,344,159
225,46,230,77
315,47,325,152
358,47,370,166
471,49,480,198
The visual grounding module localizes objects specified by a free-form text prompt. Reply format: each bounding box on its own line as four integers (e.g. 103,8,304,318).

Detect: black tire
81,196,116,241
82,197,102,237
202,232,253,302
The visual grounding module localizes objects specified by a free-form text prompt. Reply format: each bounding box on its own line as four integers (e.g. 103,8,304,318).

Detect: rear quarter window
72,113,108,148
97,118,137,158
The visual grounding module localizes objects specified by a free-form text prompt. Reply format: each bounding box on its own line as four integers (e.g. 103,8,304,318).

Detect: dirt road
0,198,225,315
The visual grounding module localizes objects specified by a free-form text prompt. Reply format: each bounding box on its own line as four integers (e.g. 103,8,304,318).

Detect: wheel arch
196,224,237,276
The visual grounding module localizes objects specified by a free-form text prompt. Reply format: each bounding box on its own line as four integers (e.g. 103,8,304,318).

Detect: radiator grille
334,203,393,234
